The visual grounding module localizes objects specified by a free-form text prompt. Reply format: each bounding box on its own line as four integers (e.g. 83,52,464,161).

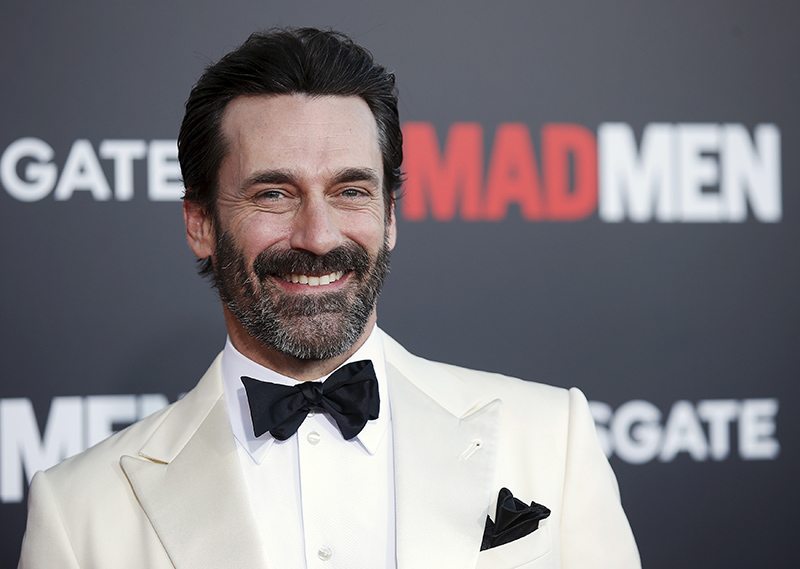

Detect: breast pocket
474,520,553,569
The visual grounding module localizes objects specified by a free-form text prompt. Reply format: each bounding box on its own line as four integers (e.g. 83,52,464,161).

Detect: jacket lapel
385,335,501,569
120,356,266,569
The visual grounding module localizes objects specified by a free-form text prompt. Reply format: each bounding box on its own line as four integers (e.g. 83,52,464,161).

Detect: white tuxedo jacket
18,334,640,568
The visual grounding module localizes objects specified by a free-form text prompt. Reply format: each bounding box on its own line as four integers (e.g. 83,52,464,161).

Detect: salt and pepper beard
212,231,391,361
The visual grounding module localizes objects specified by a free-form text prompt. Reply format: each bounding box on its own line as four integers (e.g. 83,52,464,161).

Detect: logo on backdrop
0,394,780,504
0,122,782,223
589,398,780,464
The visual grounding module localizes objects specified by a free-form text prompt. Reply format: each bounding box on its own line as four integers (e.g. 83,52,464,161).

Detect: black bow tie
241,360,380,441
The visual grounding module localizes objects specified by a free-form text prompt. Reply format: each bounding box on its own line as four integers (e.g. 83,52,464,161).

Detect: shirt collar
221,324,391,464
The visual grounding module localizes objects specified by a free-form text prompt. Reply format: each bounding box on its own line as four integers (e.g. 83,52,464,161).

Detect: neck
223,308,377,381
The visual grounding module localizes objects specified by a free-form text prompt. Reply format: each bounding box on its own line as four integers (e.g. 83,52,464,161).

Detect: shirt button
307,431,321,445
317,546,332,561
307,410,316,417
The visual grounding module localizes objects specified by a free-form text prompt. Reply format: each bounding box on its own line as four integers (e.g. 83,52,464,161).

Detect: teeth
283,271,344,287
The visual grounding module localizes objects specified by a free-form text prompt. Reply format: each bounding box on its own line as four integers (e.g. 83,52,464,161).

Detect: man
18,28,640,568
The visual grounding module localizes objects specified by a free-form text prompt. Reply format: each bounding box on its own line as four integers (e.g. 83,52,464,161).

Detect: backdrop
1,1,797,567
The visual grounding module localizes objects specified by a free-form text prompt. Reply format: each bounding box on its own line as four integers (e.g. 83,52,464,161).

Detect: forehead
219,94,382,180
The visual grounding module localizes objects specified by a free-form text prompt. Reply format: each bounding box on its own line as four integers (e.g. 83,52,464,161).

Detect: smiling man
195,94,395,375
18,28,640,569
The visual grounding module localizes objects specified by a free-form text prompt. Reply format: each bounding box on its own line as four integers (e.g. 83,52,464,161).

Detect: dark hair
179,28,402,275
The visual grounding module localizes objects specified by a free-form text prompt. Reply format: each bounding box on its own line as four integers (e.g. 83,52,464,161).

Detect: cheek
348,227,386,254
230,216,290,258
339,211,389,250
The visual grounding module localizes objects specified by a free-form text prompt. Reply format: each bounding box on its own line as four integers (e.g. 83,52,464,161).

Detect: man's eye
340,188,365,198
257,189,284,200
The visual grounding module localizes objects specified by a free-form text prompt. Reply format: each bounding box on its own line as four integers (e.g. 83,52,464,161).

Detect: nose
289,197,342,255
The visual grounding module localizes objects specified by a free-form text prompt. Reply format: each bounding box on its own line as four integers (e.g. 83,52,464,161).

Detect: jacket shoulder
44,354,223,487
382,331,573,421
44,400,175,489
433,358,567,399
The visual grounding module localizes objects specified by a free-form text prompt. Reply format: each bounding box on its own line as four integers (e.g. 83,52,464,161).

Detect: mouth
279,270,346,287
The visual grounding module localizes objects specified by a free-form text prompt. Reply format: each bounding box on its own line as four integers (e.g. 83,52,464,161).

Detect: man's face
188,94,396,360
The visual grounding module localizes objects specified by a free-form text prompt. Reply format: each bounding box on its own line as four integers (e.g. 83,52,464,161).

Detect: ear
386,200,397,251
183,199,215,260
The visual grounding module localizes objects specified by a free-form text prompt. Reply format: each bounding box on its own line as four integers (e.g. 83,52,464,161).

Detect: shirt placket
297,412,340,568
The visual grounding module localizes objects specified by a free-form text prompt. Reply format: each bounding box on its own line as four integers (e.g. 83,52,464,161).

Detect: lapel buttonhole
459,438,483,461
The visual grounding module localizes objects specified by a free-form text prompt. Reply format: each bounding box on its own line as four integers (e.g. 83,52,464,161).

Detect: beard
211,231,391,361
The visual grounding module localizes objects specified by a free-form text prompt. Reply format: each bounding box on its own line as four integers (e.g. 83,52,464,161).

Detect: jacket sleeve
560,388,641,568
18,471,81,569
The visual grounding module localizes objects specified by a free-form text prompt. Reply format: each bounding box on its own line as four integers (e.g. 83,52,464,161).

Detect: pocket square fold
480,487,551,551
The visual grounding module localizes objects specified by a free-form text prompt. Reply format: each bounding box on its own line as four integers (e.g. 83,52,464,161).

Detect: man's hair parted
178,27,403,276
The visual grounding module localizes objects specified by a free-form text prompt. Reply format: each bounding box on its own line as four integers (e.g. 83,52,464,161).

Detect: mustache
252,243,371,280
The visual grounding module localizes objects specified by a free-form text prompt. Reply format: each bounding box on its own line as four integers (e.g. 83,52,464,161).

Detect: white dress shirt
221,325,396,569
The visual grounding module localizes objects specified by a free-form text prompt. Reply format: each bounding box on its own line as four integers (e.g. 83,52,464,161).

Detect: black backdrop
1,1,798,567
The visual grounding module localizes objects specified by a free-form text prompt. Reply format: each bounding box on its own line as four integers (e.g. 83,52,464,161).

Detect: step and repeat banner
1,1,797,567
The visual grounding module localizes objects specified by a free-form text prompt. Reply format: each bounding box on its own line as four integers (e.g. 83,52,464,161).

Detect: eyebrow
331,167,381,187
240,169,296,191
240,167,381,193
